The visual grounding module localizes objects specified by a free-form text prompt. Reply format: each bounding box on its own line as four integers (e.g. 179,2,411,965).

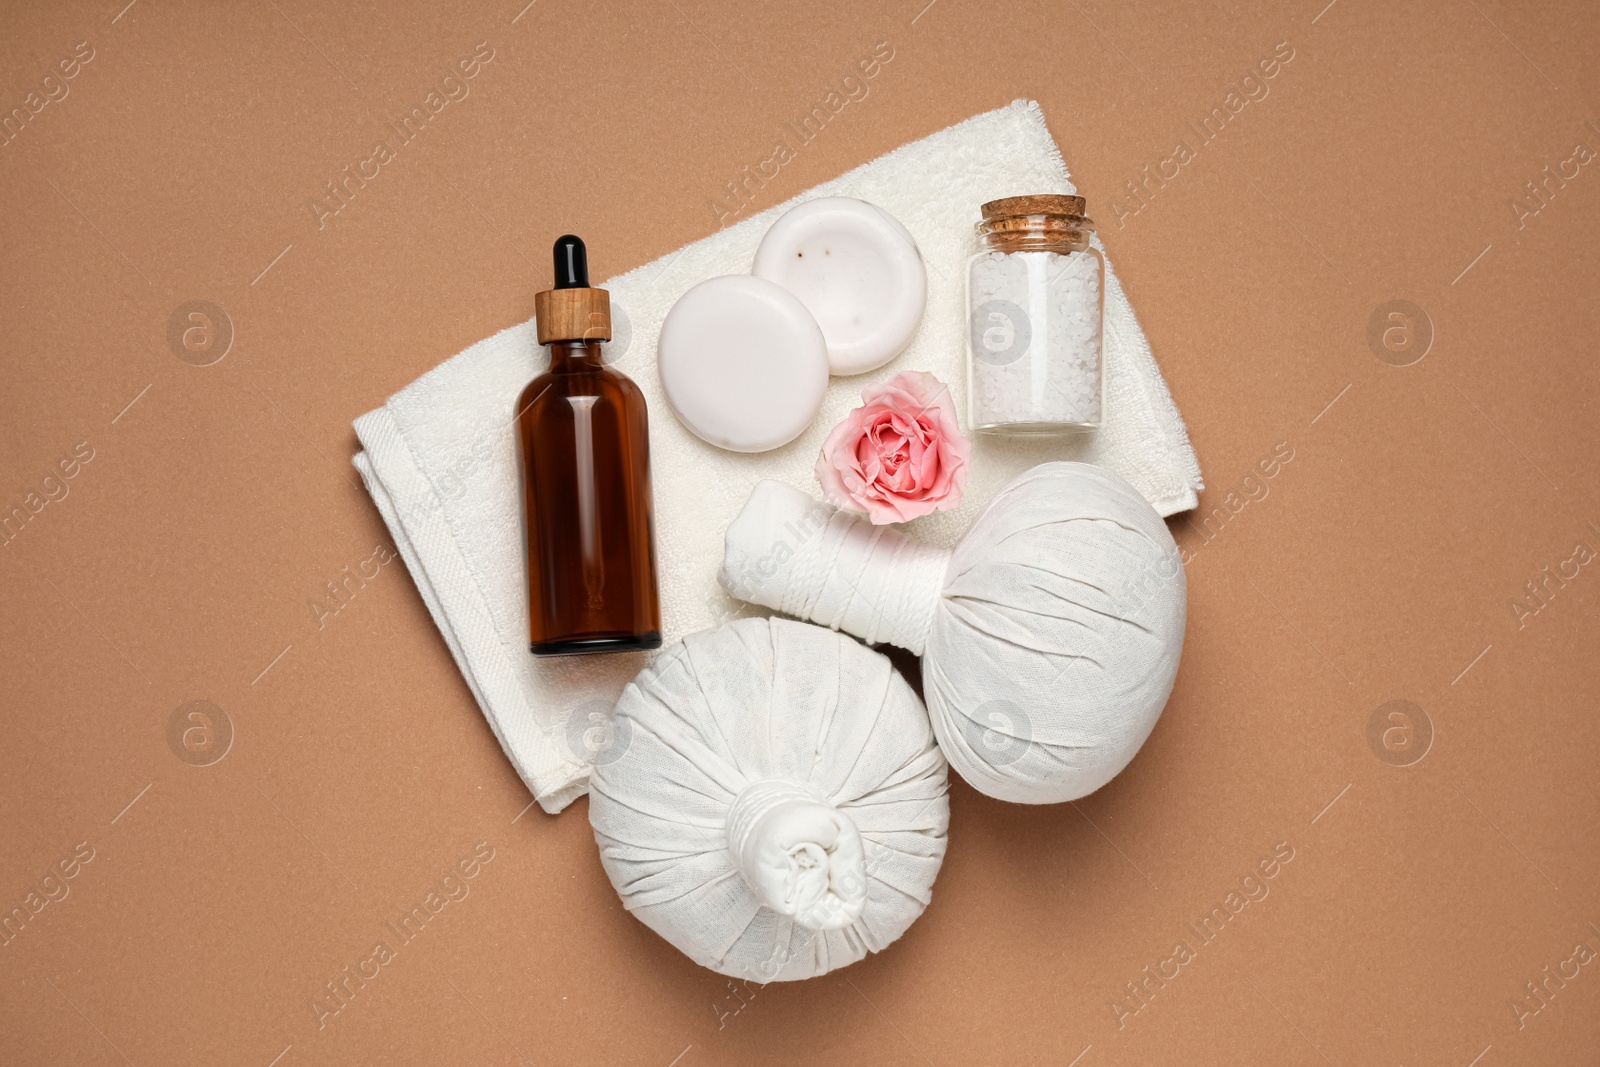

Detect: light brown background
3,0,1597,1064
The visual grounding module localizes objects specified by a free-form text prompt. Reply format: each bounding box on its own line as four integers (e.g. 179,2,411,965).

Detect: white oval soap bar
753,197,927,376
657,275,829,453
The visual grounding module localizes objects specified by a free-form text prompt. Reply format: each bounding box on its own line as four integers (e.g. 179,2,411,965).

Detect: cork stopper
977,194,1094,254
980,194,1088,219
535,235,611,345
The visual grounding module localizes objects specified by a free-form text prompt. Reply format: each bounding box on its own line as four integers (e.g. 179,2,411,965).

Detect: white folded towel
352,99,1202,815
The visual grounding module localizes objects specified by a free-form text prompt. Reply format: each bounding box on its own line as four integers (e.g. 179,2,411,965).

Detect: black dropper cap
534,235,609,344
553,235,589,289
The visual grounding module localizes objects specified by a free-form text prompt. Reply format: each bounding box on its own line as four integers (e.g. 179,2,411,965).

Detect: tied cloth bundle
588,617,949,981
720,463,1186,804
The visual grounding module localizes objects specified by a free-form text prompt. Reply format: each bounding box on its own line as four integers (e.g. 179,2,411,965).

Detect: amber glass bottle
518,235,661,655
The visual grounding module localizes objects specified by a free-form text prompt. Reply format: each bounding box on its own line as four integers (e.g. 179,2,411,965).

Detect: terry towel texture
352,99,1203,814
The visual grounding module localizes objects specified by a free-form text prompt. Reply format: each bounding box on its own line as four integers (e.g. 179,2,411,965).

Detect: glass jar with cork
965,195,1104,434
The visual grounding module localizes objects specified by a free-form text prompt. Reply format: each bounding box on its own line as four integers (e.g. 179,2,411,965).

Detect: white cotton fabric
350,99,1202,814
588,617,949,981
719,463,1186,804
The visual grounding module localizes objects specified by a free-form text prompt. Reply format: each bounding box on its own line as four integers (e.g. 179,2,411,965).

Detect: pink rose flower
815,370,971,524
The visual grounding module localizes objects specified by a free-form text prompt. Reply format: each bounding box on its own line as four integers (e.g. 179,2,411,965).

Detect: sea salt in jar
966,195,1104,433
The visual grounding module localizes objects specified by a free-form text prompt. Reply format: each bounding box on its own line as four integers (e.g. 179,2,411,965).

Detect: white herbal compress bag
588,617,949,981
719,462,1186,804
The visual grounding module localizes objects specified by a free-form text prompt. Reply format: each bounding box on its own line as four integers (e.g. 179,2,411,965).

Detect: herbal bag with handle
718,462,1186,804
588,616,949,981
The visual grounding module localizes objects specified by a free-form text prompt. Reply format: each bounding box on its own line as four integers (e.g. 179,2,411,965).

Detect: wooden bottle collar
534,286,611,345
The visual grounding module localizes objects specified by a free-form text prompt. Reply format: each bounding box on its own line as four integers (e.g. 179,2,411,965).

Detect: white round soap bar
753,197,927,376
657,275,829,453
